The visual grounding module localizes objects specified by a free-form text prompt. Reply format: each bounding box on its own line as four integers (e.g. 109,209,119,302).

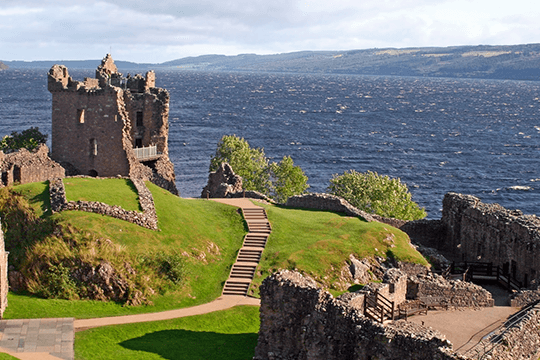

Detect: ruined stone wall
49,65,130,177
407,273,494,308
0,144,65,187
441,193,540,288
254,270,466,360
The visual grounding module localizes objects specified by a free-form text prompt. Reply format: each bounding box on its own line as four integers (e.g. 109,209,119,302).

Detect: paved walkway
74,295,260,330
0,318,74,360
408,305,519,354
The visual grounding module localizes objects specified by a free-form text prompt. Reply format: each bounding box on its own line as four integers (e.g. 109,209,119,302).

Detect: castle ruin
48,54,177,194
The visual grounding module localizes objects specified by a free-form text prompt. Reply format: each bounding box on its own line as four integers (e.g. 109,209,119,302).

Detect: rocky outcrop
201,163,243,198
254,270,465,360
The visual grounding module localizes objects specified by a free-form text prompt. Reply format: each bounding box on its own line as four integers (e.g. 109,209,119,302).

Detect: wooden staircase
222,207,271,296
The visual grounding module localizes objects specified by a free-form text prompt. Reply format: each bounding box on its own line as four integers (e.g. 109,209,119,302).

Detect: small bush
37,263,79,300
328,170,427,220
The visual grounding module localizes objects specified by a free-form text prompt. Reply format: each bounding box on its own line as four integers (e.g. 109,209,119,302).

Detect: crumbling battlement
48,54,177,195
0,144,64,187
254,270,465,360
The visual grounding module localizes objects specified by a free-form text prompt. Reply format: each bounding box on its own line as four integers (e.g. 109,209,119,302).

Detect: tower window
78,109,85,123
136,111,143,127
90,138,97,156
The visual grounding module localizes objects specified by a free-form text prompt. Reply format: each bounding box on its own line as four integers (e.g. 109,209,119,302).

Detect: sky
1,0,540,63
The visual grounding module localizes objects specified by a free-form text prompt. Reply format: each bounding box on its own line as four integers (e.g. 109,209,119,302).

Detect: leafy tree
210,135,309,201
0,127,47,153
270,156,309,203
328,170,426,220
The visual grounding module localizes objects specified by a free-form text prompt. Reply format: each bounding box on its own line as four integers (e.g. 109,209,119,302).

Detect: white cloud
1,0,539,62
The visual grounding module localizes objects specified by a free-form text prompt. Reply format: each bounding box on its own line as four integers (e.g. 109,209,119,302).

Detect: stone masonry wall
254,270,467,360
443,193,540,288
0,144,65,187
49,177,158,230
407,273,494,308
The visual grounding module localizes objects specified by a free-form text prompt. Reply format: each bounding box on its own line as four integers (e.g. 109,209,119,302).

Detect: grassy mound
250,203,427,296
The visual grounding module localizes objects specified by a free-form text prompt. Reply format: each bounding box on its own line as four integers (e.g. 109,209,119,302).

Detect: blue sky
1,0,539,63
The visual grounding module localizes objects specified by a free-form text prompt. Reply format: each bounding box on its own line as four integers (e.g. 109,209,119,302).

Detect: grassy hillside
250,203,427,296
4,180,246,318
2,178,426,319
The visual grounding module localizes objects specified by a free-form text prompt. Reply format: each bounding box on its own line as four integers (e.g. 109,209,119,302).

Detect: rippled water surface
1,69,539,218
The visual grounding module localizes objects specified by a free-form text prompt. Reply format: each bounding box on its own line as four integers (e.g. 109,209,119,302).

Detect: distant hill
2,59,151,70
0,61,7,70
161,44,540,81
4,43,540,81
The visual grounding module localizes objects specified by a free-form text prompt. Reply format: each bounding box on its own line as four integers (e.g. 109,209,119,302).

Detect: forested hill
0,61,7,70
4,43,540,81
162,44,540,81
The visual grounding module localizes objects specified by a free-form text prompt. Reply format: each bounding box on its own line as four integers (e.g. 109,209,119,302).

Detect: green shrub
0,127,47,153
328,170,427,220
37,263,79,300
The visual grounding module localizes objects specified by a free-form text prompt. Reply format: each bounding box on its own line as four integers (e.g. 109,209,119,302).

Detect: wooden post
391,301,395,321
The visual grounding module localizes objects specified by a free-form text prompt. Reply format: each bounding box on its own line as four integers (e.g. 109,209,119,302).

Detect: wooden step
237,249,262,262
222,280,250,296
230,264,257,279
247,222,272,233
243,234,268,248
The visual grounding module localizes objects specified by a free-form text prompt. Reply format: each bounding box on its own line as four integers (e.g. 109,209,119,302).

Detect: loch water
0,69,539,219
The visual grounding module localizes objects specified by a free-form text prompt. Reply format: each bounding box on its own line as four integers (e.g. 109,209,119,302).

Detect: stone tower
48,54,178,194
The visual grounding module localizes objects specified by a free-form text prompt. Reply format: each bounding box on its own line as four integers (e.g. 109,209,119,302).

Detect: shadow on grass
119,329,257,360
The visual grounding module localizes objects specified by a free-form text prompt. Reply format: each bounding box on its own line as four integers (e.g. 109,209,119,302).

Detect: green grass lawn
75,306,260,360
250,203,428,296
0,353,19,360
64,178,142,212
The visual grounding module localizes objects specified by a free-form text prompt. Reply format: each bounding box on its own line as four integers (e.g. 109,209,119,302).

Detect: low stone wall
254,270,466,360
407,273,494,308
49,177,158,230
